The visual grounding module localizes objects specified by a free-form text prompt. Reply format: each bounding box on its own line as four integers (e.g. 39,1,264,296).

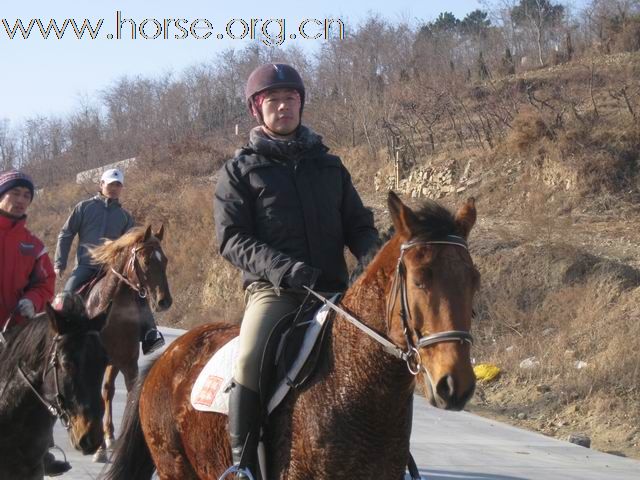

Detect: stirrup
49,445,68,464
217,465,255,480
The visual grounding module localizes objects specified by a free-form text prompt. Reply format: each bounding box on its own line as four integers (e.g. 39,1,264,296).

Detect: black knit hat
0,170,35,200
245,63,306,115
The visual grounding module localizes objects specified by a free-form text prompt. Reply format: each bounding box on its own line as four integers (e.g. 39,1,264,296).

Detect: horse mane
89,227,148,267
0,315,50,378
350,199,458,284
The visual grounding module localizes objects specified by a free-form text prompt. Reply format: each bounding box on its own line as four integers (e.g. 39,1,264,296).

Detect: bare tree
0,119,17,170
511,0,565,66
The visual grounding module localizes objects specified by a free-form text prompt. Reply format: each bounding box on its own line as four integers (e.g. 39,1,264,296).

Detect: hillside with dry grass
25,49,640,460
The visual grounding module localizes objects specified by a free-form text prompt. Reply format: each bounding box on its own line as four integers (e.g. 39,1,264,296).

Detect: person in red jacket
0,169,70,476
0,170,55,330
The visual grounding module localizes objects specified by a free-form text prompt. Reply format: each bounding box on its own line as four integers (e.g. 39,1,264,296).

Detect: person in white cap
54,168,165,354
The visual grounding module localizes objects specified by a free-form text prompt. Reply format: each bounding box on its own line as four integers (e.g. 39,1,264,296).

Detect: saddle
191,294,336,415
75,268,107,298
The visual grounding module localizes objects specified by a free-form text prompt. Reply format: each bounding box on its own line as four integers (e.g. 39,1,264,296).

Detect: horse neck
0,321,53,421
333,235,415,396
91,252,137,313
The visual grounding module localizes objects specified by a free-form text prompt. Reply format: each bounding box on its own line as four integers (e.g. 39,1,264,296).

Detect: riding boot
139,300,165,355
228,381,261,480
43,451,71,477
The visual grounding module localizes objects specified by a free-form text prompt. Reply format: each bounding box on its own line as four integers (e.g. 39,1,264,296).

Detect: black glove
283,262,321,289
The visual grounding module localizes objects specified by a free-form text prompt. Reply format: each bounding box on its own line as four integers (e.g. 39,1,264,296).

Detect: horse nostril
436,374,455,402
158,298,172,310
79,434,95,453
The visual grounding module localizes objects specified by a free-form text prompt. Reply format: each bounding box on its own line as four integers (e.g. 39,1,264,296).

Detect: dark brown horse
85,225,172,462
104,192,479,480
0,301,109,480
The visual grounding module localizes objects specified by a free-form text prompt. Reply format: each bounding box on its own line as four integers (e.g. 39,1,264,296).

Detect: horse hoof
92,448,110,463
105,437,116,449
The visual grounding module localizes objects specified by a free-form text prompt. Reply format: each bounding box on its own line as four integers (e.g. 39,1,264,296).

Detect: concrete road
52,328,640,480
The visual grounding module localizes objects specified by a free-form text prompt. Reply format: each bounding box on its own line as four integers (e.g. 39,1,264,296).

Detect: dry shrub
506,108,555,152
555,117,640,197
474,237,640,401
334,145,387,192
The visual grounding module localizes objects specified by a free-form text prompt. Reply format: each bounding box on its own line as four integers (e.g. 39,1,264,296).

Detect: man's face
259,88,301,138
101,181,123,200
0,186,32,217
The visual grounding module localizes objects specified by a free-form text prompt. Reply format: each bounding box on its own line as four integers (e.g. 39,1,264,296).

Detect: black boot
141,328,165,355
228,381,261,480
43,451,71,477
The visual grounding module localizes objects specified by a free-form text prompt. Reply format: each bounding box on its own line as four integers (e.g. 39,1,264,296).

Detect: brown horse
104,192,479,480
85,225,172,462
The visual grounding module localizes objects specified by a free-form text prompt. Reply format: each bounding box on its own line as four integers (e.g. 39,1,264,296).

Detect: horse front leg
92,364,119,463
121,361,139,392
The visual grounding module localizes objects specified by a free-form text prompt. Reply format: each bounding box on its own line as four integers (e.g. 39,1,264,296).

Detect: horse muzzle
69,415,103,454
421,365,476,411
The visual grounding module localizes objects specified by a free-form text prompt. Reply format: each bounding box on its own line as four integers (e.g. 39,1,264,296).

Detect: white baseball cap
100,168,124,185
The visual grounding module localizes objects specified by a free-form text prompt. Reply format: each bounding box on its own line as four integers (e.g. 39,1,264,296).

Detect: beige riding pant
235,282,308,392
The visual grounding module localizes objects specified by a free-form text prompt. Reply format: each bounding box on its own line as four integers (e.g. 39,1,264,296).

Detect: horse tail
101,360,157,480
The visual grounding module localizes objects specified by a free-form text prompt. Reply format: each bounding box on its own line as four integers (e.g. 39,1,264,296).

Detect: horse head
131,224,173,312
44,299,110,454
386,191,479,410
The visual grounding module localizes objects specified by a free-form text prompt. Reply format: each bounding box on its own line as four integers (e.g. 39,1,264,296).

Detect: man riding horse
214,63,379,478
53,168,164,355
0,170,71,476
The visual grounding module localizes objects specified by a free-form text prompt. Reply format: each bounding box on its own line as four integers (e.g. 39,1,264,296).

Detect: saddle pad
190,337,238,413
190,297,335,415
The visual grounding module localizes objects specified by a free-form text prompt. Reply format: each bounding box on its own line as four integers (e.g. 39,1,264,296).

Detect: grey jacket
214,126,379,292
54,194,135,270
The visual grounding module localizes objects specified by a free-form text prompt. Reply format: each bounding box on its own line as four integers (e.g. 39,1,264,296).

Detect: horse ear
454,197,477,239
143,225,152,242
388,191,419,239
155,224,165,241
45,303,63,335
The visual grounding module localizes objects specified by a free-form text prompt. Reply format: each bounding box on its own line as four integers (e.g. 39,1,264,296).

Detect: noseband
17,331,100,429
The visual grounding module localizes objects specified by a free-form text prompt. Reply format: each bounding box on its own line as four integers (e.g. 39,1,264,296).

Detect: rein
110,246,148,298
16,331,100,429
305,234,474,375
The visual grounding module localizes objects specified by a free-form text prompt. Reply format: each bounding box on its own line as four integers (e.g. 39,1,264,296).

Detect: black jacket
214,126,379,292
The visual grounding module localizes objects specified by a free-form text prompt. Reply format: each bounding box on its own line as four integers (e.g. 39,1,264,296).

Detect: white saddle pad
190,297,336,415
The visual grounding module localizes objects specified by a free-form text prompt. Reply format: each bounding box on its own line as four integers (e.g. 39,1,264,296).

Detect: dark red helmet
245,63,305,115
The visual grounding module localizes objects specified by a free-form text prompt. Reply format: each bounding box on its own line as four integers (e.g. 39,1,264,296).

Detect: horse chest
271,376,413,479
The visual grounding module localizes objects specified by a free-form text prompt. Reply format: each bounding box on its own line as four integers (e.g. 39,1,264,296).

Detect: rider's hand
54,267,64,277
17,298,35,319
284,262,321,290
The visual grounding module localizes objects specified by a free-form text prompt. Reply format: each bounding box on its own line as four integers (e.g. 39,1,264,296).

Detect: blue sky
1,1,586,125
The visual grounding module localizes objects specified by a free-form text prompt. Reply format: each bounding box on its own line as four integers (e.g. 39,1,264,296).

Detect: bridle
304,234,473,376
386,235,474,374
110,245,149,299
16,330,100,430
